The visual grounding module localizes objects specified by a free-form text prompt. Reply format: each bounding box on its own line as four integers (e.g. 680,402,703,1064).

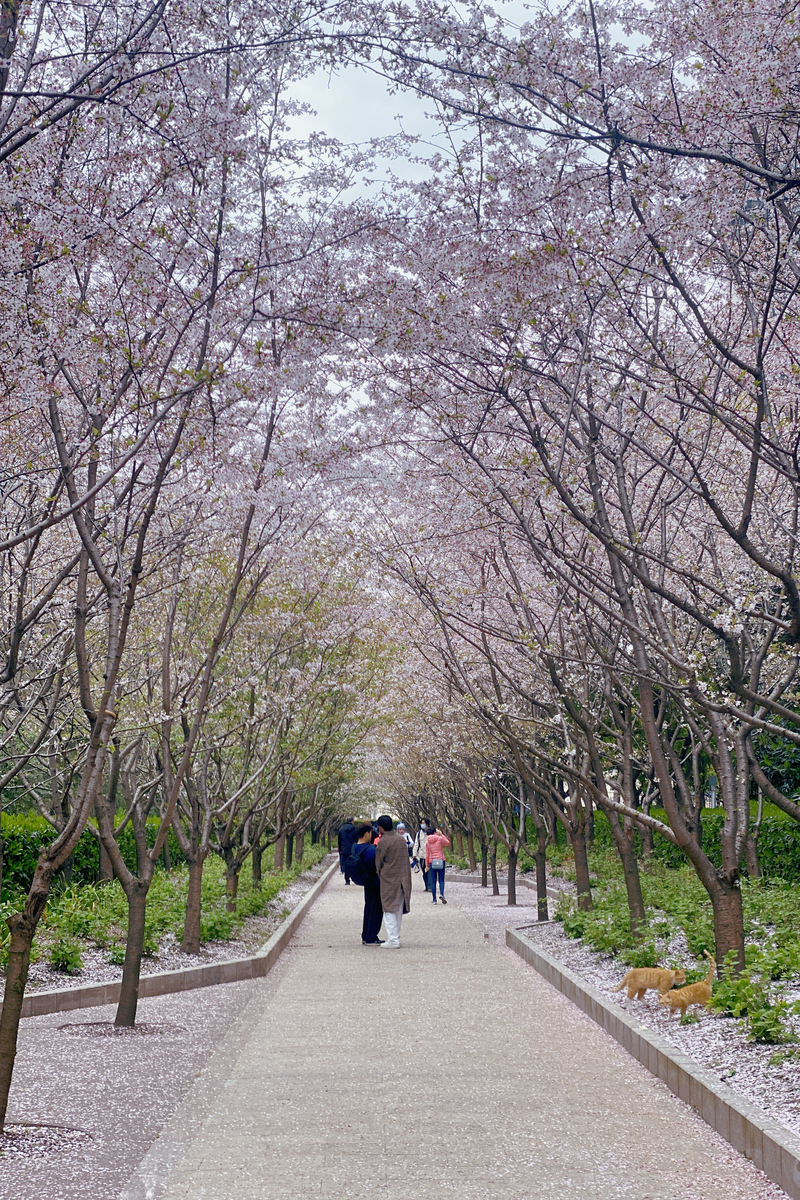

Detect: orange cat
657,952,715,1016
611,966,687,1000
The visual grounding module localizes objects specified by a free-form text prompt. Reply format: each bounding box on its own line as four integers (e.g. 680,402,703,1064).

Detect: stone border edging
20,857,339,1019
507,926,800,1199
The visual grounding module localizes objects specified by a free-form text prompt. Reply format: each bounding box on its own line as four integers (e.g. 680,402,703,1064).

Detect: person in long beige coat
375,815,412,948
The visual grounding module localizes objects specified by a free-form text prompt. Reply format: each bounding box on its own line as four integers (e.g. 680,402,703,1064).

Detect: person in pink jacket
425,824,451,905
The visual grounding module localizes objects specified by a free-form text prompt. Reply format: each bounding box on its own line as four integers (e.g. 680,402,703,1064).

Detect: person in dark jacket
347,823,384,945
337,818,357,883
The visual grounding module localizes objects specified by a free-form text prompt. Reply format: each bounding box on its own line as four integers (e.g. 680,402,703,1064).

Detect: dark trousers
340,853,351,883
362,884,383,943
429,866,445,900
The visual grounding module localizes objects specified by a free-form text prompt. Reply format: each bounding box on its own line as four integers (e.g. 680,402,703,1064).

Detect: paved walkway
122,879,784,1200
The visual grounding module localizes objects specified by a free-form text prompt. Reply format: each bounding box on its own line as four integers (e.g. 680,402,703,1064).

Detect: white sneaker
381,940,401,949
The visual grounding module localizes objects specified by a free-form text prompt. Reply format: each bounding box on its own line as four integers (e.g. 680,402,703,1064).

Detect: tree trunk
454,830,465,859
115,885,147,1028
507,846,517,906
295,829,305,866
640,825,653,859
536,829,548,921
181,857,204,954
58,853,74,885
466,834,477,873
285,833,294,869
585,796,595,845
252,844,263,888
546,805,558,846
711,880,745,974
311,825,319,845
225,868,239,913
274,831,286,870
480,842,488,888
0,886,49,1129
620,846,646,938
490,844,499,896
98,839,115,884
745,835,761,878
571,827,593,911
162,838,172,872
0,717,116,1124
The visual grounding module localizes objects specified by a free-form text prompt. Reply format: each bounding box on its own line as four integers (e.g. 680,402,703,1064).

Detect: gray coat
376,829,413,914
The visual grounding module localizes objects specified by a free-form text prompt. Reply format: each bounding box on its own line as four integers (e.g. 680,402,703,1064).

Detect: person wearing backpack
346,823,384,945
337,817,358,884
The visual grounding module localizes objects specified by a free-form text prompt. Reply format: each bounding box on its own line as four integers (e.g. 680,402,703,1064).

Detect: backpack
345,844,370,887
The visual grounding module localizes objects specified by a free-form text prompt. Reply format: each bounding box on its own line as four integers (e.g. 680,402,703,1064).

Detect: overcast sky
289,1,535,181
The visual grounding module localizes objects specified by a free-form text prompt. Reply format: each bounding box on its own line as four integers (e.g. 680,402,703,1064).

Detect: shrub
49,934,83,974
199,908,236,941
0,812,188,897
620,941,660,969
593,806,800,882
555,893,584,935
579,903,635,955
768,1046,800,1067
746,938,800,982
0,838,328,967
746,1001,794,1045
712,952,798,1044
712,956,765,1017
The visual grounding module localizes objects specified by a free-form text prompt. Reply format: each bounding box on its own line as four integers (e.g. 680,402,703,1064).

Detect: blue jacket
337,822,357,858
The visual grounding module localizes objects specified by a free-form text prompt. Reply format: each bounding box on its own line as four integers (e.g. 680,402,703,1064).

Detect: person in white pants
374,815,413,948
382,907,403,946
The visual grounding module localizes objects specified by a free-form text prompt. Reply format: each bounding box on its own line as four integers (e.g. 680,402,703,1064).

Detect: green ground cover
0,843,328,975
549,842,800,1044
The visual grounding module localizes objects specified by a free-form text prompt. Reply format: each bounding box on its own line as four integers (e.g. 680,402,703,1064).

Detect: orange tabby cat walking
658,951,716,1016
611,966,686,1001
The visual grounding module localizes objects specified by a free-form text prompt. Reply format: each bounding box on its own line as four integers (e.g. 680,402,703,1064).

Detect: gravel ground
449,878,800,1141
2,856,332,997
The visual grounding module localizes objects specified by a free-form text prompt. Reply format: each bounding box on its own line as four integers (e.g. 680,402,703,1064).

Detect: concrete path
123,879,784,1200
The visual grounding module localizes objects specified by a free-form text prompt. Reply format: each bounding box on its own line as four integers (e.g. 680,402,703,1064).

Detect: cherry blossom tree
0,0,376,1120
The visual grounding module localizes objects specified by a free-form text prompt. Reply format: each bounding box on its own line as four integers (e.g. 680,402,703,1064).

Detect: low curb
20,857,339,1019
507,926,800,1199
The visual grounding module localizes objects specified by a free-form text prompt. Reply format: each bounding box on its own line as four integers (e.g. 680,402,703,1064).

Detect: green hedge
0,813,187,898
588,807,800,882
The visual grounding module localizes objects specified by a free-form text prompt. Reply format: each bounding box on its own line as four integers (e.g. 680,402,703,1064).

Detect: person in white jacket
397,822,414,856
412,821,430,892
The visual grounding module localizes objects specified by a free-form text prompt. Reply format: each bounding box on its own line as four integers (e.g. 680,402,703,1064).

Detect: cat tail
610,977,628,992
